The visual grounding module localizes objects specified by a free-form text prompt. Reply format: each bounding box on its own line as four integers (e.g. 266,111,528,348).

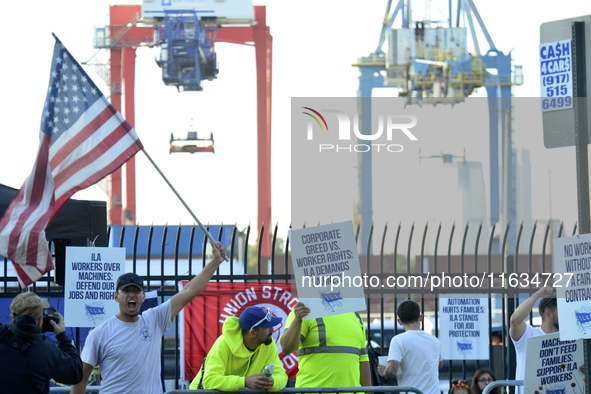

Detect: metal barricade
49,386,100,393
482,380,523,394
164,387,424,394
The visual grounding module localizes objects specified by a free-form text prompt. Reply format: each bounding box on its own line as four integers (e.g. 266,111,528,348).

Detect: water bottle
262,363,274,377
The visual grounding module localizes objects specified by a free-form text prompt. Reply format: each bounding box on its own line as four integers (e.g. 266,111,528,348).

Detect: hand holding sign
538,286,556,298
524,333,585,393
293,302,311,322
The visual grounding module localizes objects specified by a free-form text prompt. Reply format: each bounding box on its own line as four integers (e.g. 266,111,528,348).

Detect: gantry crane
91,2,273,256
354,0,523,253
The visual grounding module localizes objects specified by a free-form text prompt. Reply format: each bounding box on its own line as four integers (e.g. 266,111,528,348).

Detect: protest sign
553,234,591,340
524,333,585,394
439,295,489,359
64,247,125,327
289,221,366,319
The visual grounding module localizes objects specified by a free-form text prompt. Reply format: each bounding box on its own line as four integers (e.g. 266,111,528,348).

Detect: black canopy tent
0,183,108,285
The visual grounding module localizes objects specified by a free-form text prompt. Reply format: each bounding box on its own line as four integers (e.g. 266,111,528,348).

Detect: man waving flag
0,36,143,287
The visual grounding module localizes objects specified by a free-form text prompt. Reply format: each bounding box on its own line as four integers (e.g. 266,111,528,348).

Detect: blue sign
539,40,573,112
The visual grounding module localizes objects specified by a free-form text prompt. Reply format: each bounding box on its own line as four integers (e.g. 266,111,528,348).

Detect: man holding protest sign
280,302,371,390
71,240,227,394
510,286,586,392
509,287,558,391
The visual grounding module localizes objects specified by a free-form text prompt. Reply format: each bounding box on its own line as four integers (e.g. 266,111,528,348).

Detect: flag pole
141,149,229,262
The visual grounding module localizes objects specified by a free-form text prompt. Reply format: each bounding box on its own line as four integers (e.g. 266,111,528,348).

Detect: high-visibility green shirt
284,312,368,388
189,317,287,391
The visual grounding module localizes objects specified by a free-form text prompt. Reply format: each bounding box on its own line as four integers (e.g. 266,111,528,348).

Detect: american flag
0,37,143,287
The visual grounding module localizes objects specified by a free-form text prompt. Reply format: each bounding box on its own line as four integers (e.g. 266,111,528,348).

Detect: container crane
354,0,523,253
91,2,274,256
153,10,219,92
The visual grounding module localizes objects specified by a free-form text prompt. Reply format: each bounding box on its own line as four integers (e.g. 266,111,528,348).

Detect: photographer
0,292,83,393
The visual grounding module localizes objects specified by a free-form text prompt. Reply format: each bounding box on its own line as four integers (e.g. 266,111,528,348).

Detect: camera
41,307,60,333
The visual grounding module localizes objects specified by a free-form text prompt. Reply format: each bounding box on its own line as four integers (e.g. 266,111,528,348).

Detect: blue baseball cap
239,306,282,331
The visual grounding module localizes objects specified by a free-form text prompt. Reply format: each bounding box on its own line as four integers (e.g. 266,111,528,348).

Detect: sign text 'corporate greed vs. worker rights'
289,221,366,319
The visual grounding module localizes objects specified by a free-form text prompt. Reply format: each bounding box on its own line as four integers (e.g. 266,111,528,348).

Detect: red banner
181,282,299,380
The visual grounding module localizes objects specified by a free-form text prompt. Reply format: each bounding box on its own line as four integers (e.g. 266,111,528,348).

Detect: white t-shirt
511,324,545,394
388,330,442,394
81,300,173,394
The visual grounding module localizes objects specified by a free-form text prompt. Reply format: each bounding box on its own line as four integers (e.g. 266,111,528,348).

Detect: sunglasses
250,307,273,331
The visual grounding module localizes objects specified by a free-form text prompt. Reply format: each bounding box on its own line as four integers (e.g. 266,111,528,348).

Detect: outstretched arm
170,240,227,319
510,286,554,341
